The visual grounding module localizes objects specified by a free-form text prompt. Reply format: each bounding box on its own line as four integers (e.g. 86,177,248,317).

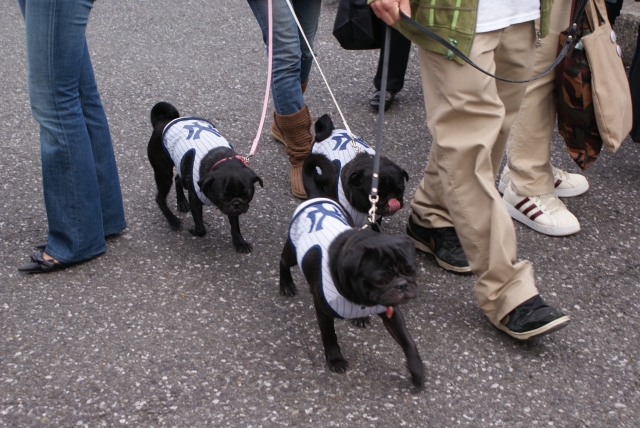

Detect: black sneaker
406,216,471,273
497,295,570,340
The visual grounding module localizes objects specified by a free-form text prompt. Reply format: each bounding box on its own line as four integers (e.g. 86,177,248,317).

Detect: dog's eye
374,271,394,285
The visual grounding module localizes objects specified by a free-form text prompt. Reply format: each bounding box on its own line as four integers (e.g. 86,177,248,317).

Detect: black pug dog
278,154,424,387
312,114,409,227
147,101,263,253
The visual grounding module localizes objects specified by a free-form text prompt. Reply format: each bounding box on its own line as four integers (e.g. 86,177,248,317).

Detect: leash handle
248,0,273,157
367,25,391,227
398,0,588,83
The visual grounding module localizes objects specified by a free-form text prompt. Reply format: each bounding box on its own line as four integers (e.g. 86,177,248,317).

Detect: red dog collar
211,155,250,170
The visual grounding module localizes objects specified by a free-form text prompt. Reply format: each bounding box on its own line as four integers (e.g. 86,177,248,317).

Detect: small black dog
147,101,263,253
312,114,409,227
278,154,424,387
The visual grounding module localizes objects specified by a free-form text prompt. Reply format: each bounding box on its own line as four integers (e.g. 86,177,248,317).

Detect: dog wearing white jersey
147,102,263,253
278,154,424,387
311,114,408,227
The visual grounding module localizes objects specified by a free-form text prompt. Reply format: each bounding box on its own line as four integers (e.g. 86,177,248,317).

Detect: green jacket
370,0,554,65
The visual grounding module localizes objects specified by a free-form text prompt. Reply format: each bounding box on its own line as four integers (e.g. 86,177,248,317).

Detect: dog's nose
395,279,408,292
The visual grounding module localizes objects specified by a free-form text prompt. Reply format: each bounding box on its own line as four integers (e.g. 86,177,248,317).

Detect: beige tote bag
582,0,632,152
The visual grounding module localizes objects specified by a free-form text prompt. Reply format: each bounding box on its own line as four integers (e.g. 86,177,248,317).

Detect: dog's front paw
279,280,297,297
188,228,206,237
177,200,189,212
234,241,253,254
350,317,371,328
327,355,349,373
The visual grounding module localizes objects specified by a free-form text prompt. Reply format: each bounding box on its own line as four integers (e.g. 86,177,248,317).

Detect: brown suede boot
273,104,313,199
271,79,309,145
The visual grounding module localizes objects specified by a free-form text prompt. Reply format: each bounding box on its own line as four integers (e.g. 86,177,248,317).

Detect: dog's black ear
198,173,215,196
254,175,264,188
402,169,409,182
347,169,364,188
314,114,335,142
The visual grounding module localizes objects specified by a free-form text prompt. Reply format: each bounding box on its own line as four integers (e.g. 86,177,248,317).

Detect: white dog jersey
162,116,232,206
288,198,387,319
311,129,378,226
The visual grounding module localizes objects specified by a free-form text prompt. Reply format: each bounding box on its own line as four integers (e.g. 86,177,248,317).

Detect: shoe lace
437,227,462,247
528,193,565,216
551,166,569,182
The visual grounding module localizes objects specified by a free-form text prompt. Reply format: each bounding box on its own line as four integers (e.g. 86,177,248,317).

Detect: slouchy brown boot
273,104,313,199
271,79,309,144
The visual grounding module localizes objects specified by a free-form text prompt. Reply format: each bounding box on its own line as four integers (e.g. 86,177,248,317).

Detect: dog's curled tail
302,153,337,199
150,101,180,128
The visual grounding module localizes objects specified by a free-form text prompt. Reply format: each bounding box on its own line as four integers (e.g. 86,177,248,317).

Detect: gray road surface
1,1,639,426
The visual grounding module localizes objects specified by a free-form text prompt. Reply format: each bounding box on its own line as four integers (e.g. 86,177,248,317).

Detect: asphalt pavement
1,1,639,426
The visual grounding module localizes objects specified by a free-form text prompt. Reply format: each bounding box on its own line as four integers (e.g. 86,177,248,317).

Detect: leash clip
367,193,379,226
349,133,360,155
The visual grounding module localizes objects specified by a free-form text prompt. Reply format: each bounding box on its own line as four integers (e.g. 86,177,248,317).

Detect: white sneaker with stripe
498,165,589,197
503,185,581,236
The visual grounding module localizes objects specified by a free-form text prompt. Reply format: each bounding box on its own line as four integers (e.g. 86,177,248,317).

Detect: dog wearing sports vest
147,101,263,253
311,114,409,227
278,154,424,387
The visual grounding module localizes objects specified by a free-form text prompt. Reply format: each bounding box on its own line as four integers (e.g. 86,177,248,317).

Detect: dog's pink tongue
388,198,401,213
386,306,394,318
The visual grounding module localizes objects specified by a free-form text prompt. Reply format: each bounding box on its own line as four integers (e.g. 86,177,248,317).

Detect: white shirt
288,198,387,319
162,117,232,206
476,0,540,33
311,129,379,227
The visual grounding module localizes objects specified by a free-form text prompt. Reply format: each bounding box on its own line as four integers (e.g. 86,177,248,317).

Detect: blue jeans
247,0,321,115
18,0,126,264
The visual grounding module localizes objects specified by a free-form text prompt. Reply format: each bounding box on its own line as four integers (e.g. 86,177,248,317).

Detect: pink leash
248,0,273,158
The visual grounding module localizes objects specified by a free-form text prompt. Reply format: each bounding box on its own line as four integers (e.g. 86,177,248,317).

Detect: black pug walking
147,102,263,253
278,154,424,387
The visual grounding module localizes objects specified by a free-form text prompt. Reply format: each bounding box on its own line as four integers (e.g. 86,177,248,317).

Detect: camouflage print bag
555,0,631,170
555,18,597,169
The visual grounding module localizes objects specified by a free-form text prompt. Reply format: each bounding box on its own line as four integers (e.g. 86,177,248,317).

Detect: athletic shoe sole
504,200,581,236
409,236,472,273
498,179,589,198
496,315,570,340
554,181,589,198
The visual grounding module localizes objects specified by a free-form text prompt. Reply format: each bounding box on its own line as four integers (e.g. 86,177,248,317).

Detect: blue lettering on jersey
306,204,349,233
183,122,222,140
331,134,370,151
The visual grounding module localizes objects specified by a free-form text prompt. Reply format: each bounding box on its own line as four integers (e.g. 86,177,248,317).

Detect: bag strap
586,0,607,30
570,0,580,21
398,0,589,83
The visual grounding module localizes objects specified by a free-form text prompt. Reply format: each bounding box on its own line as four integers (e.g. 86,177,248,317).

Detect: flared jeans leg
18,0,126,264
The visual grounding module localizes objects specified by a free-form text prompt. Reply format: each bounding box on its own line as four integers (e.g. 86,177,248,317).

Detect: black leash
365,25,392,233
398,0,588,83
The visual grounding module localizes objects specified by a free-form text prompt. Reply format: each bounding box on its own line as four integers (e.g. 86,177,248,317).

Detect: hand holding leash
370,0,410,26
